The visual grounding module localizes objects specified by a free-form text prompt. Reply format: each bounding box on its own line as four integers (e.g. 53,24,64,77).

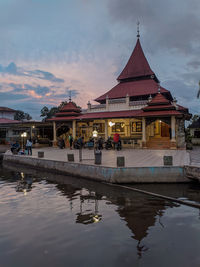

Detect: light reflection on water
0,165,200,267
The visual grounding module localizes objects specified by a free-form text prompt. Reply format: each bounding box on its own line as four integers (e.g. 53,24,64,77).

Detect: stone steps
147,139,171,149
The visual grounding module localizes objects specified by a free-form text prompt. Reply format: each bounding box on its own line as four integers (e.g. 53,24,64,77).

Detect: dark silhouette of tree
14,110,32,121
40,106,59,121
40,101,81,121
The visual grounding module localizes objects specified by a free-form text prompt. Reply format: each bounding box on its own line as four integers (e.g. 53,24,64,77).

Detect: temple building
50,31,191,149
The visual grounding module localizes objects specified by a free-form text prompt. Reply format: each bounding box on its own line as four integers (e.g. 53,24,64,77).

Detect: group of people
10,133,122,154
11,138,33,155
58,134,74,149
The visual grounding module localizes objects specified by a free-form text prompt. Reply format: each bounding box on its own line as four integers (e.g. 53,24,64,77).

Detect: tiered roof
117,39,156,81
95,79,169,102
95,37,172,103
140,93,184,117
48,101,81,122
78,92,189,120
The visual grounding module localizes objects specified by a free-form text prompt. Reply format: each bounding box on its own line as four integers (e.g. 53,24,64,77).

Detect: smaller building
189,118,200,145
0,107,20,143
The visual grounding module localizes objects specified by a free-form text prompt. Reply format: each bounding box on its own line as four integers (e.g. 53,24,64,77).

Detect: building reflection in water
114,196,175,258
15,172,33,195
54,179,176,259
56,184,102,224
76,190,102,224
3,163,200,259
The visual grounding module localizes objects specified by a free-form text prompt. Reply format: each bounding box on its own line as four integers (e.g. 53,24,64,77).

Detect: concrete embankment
3,154,190,183
185,166,200,182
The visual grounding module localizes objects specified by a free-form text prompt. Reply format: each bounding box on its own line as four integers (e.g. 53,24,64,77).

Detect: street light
21,132,27,149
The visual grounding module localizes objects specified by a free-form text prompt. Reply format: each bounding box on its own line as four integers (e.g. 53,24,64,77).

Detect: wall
0,112,15,120
3,154,190,183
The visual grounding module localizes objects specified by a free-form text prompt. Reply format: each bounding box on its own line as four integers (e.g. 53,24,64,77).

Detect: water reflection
15,172,33,194
50,174,176,258
1,163,200,263
76,192,102,224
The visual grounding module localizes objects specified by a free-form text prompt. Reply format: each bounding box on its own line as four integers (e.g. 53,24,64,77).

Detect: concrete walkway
6,147,190,168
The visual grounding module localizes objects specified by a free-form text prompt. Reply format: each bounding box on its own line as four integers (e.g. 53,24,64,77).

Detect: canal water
0,164,200,267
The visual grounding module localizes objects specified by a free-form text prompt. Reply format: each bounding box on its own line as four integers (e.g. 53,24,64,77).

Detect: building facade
50,35,191,149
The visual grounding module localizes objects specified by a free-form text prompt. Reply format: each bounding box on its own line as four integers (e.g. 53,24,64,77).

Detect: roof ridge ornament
158,82,161,94
137,21,140,38
69,90,72,102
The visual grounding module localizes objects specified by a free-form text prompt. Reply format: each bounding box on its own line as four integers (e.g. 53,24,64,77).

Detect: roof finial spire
158,82,161,94
137,21,140,38
69,90,72,102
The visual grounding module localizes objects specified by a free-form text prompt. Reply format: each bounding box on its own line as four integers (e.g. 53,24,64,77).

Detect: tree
40,106,59,121
190,115,199,125
14,110,32,121
40,101,81,121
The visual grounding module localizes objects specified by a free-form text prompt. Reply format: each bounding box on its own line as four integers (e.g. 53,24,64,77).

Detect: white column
142,117,146,142
106,95,109,111
126,94,130,108
72,120,76,139
105,120,108,140
53,121,57,142
171,116,176,141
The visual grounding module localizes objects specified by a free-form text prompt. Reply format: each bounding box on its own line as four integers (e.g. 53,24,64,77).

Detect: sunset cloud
0,0,199,119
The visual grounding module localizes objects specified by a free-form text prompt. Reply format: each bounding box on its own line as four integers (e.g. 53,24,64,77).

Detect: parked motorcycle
105,137,113,150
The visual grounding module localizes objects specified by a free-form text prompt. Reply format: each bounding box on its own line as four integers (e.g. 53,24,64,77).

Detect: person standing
26,138,33,155
113,133,120,150
69,134,74,150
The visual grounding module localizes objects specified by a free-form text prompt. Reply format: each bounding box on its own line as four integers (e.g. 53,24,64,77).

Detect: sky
0,0,200,120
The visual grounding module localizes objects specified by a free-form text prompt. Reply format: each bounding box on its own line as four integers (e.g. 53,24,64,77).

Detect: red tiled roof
78,109,183,120
48,108,184,121
177,104,188,112
48,116,80,122
0,107,16,112
117,39,155,81
148,93,170,105
143,104,175,111
142,93,190,117
95,79,169,102
78,110,142,120
60,102,81,112
0,118,20,124
138,110,182,117
55,111,81,117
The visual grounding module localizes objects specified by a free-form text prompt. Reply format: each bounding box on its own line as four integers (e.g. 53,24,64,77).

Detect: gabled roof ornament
137,21,140,38
158,82,161,94
69,90,72,102
148,94,152,102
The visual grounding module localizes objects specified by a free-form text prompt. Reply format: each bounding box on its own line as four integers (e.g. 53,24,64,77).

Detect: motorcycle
105,138,113,150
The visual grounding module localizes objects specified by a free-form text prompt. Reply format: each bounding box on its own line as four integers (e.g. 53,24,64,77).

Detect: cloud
107,0,200,55
187,60,200,70
0,62,64,83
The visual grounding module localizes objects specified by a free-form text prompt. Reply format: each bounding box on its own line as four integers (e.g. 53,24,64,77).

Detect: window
132,121,142,132
0,130,6,138
112,122,125,133
93,123,105,133
194,130,200,138
12,130,20,135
